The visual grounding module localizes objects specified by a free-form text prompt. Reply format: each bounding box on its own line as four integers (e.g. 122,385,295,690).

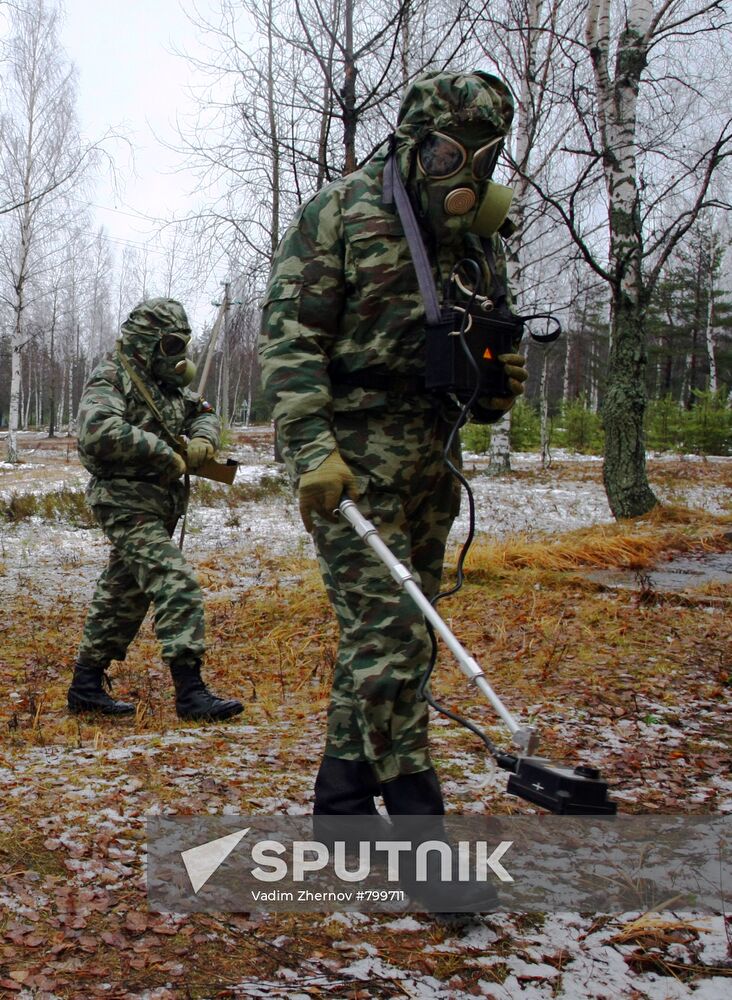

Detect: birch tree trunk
586,0,658,517
265,0,282,244
7,337,23,462
539,348,551,467
1,2,95,461
66,357,75,435
48,287,58,436
704,231,718,393
489,0,546,475
342,0,357,175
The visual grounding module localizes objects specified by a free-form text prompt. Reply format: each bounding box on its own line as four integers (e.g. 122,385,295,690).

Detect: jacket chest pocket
344,218,416,300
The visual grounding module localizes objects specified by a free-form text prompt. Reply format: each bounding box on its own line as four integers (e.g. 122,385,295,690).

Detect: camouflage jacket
78,351,220,514
259,71,515,479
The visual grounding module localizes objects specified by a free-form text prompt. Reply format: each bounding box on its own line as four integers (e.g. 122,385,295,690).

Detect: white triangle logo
180,827,249,893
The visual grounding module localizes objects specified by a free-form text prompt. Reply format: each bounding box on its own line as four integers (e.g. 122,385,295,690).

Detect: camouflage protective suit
260,72,515,785
76,300,219,670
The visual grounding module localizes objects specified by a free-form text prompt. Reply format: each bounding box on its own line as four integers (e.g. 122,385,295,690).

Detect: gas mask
152,331,196,388
414,129,505,243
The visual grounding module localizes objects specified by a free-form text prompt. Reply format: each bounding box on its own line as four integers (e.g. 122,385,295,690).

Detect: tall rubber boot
313,756,383,815
170,657,243,722
381,768,498,918
67,661,135,717
312,756,391,849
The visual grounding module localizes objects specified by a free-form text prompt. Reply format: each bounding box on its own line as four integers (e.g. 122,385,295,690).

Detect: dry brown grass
463,504,730,578
1,483,730,997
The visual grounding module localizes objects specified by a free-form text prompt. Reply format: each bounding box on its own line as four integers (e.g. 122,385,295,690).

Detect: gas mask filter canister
469,181,514,237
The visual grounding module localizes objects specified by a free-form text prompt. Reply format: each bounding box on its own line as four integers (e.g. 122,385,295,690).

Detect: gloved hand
482,353,528,412
164,451,188,481
187,438,215,470
298,450,357,532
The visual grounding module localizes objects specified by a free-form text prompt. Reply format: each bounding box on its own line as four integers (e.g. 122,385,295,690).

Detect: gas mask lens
471,136,503,180
160,332,189,357
418,132,466,178
418,132,503,181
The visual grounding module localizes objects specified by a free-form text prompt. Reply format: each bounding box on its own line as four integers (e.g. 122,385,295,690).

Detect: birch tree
0,0,96,462
480,0,554,471
470,0,583,470
521,0,731,516
178,0,485,284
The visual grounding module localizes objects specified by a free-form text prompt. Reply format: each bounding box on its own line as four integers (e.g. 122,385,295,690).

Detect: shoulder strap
116,344,184,455
383,150,442,326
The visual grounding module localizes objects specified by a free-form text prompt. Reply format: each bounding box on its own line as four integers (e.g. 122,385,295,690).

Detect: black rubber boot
67,661,135,717
312,756,391,848
313,756,383,815
381,768,445,816
170,657,243,722
381,768,498,919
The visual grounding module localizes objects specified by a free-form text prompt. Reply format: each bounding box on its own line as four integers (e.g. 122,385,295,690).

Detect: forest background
1,4,731,994
0,0,730,506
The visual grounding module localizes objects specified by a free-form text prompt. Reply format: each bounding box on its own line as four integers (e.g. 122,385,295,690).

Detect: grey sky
60,0,220,326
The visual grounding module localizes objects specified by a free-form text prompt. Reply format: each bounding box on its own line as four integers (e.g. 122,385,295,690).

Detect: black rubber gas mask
415,129,504,244
152,331,196,388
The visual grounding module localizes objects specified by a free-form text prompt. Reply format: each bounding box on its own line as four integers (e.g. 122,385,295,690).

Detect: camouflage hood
119,298,192,370
393,70,514,172
389,71,515,246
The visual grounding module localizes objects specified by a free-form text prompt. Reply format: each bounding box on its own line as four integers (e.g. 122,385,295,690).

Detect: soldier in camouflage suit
68,298,243,723
260,72,525,908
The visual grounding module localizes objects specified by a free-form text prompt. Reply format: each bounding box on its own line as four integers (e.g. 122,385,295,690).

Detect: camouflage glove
298,450,357,533
187,438,215,470
162,451,187,481
481,353,528,412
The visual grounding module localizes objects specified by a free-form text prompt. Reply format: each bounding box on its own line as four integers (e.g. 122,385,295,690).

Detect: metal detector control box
497,754,617,815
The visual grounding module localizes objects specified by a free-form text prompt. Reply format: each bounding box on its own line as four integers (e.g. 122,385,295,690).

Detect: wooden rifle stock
194,457,238,485
171,436,238,485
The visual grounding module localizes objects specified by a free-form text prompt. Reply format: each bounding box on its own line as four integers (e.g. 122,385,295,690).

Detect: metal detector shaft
338,499,538,754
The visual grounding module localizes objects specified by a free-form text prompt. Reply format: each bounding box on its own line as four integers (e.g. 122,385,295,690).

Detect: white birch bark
704,232,718,393
8,339,22,462
489,0,545,474
65,359,73,435
539,349,551,467
586,0,659,516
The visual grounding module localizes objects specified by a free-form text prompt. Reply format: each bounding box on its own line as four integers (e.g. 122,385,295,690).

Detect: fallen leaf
125,911,148,933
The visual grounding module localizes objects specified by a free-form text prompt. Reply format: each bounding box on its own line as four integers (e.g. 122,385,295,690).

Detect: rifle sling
116,345,183,454
116,344,190,549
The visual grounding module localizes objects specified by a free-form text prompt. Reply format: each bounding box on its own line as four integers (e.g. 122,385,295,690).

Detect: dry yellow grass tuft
463,505,728,578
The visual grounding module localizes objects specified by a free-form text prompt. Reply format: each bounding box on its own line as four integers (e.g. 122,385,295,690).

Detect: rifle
117,346,239,485
173,437,238,485
193,455,238,485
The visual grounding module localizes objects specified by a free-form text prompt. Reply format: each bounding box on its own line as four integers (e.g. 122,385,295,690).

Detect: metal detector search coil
338,499,617,816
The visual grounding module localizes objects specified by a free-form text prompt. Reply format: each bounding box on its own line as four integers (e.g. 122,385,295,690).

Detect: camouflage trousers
76,504,205,667
308,405,461,784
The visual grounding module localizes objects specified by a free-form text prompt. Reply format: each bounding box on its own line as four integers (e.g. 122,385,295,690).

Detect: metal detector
339,498,616,816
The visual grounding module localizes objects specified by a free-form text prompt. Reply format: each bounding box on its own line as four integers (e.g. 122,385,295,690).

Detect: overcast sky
59,0,222,326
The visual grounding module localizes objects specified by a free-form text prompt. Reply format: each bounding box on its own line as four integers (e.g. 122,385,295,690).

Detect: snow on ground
1,716,730,998
2,443,730,605
1,436,731,996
